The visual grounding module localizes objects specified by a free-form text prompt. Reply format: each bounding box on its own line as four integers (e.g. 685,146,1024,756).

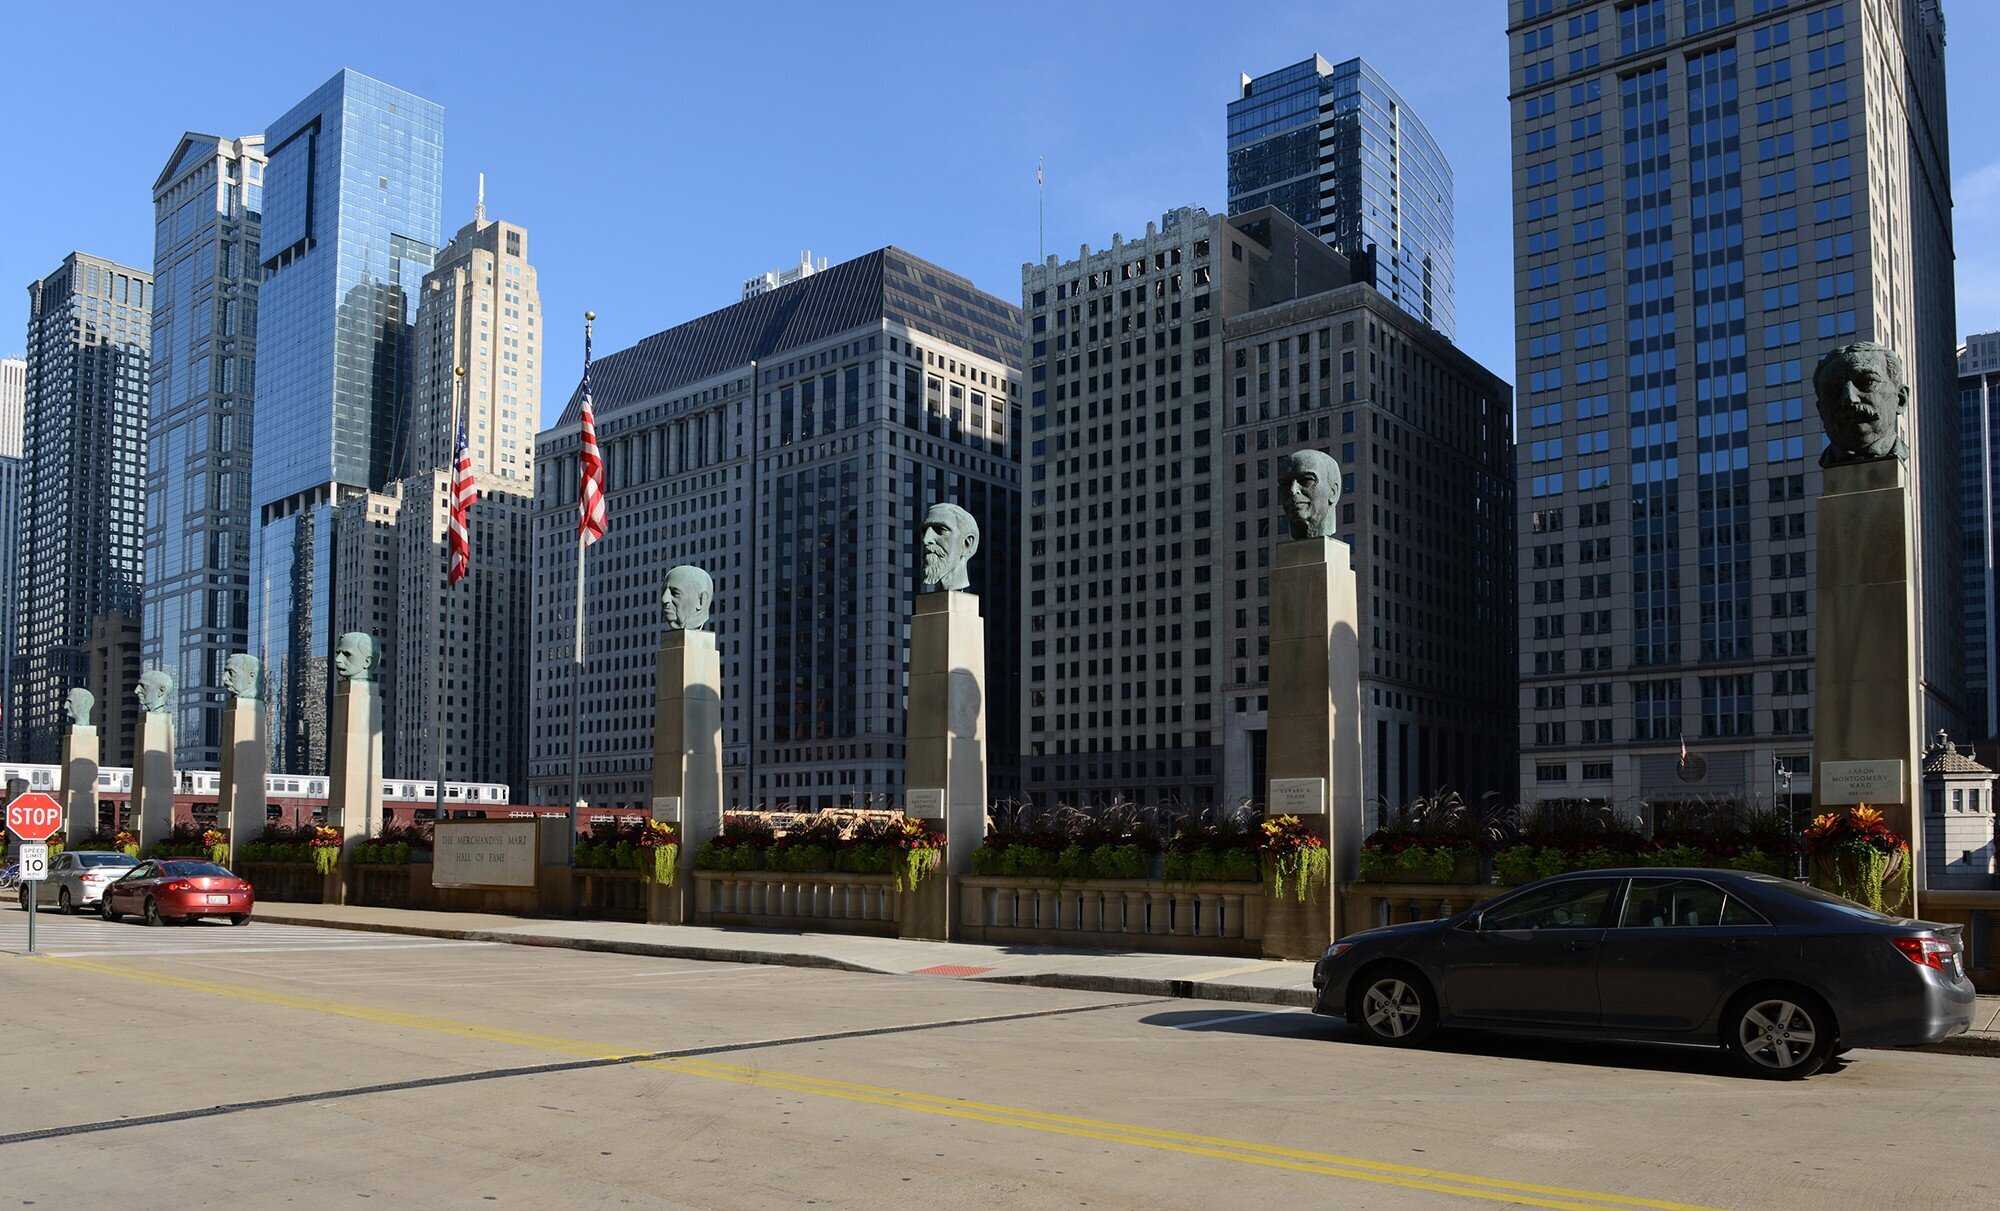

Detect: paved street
3,906,1997,1210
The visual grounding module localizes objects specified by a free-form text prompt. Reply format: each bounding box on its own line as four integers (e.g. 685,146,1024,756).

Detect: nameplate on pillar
652,796,683,823
1820,759,1905,805
907,788,945,820
1269,777,1327,814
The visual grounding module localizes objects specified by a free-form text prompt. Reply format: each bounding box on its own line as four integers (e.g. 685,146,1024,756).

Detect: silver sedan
18,850,138,913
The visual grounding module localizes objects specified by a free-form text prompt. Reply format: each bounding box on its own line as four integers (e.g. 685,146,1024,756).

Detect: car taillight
1892,936,1952,969
162,880,194,893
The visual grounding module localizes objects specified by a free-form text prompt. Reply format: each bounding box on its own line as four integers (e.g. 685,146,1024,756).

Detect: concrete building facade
0,355,23,457
531,247,1022,811
1961,331,2000,740
0,453,20,758
1508,0,1959,813
144,132,266,768
1229,55,1457,338
11,254,152,764
1020,205,1512,816
249,68,443,776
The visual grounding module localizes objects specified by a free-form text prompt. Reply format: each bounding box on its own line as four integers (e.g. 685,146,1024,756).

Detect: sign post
7,791,62,958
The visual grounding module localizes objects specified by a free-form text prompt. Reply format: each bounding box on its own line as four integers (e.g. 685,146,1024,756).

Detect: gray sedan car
1312,868,1975,1078
17,850,138,913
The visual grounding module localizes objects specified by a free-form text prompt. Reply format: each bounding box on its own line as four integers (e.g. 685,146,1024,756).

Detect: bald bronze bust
1277,448,1341,540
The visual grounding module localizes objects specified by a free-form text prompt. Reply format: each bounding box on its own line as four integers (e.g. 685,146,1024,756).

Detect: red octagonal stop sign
6,792,63,842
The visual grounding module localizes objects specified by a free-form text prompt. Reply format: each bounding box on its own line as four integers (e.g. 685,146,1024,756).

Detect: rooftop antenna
475,172,486,224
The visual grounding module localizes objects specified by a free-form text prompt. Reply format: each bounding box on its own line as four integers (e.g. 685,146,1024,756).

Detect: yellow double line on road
38,956,1717,1211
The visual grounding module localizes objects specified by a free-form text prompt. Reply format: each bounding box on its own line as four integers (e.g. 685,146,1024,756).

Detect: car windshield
76,853,134,868
161,861,233,877
1742,875,1900,921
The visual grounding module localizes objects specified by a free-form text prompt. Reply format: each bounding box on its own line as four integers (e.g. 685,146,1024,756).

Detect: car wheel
1347,964,1438,1046
1724,989,1835,1079
229,914,251,927
100,897,120,923
143,898,165,928
59,888,74,915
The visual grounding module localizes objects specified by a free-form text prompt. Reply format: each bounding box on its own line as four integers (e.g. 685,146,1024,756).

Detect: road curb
253,911,1318,1006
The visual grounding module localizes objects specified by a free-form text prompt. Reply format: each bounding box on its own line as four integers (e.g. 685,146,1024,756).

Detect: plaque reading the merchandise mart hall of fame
1269,777,1327,815
906,788,946,820
1819,759,1906,806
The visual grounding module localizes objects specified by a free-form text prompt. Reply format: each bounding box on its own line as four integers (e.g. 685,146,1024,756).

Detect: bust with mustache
921,502,979,593
1813,341,1907,466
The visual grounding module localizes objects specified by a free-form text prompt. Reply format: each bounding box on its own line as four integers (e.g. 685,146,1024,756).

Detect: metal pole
26,877,34,955
434,364,464,825
570,313,593,835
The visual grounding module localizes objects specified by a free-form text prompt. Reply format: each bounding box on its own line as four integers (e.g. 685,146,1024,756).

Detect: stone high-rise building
1509,0,1959,811
11,254,152,763
1021,205,1512,814
0,452,20,759
0,355,23,457
145,132,266,767
1229,55,1456,338
531,247,1022,810
248,69,443,776
392,204,539,796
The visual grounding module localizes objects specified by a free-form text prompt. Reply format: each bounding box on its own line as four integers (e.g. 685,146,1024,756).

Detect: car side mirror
1458,910,1483,932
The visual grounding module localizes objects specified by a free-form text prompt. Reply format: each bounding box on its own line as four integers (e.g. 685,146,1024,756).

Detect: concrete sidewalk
255,902,2000,1056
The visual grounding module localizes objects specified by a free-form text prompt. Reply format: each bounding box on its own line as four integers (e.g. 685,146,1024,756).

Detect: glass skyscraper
1509,0,1959,810
1228,54,1456,339
250,69,443,774
146,133,265,767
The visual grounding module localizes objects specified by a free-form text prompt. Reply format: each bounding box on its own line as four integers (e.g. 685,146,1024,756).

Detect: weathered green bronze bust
135,668,175,715
65,687,95,730
334,632,378,683
1278,448,1341,540
922,502,979,592
222,653,261,702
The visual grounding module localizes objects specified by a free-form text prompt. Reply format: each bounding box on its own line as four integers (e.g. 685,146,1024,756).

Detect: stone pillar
327,676,385,903
904,589,986,939
220,702,269,869
135,714,176,852
1264,536,1362,957
60,726,100,842
649,629,723,925
1813,457,1923,915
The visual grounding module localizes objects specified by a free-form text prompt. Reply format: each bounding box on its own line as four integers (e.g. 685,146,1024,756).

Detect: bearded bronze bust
1813,341,1907,466
921,502,979,592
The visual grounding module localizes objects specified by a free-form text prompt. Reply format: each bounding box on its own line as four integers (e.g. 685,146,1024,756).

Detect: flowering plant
1805,805,1910,912
114,830,140,858
889,816,946,891
203,828,228,865
636,819,680,885
308,825,343,875
1261,815,1329,902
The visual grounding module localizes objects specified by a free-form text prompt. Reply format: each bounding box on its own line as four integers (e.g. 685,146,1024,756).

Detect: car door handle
1565,940,1594,953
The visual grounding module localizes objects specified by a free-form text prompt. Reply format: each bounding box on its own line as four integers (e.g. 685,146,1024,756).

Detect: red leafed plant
308,825,343,874
1260,814,1329,903
636,819,679,885
1804,805,1910,913
890,816,945,891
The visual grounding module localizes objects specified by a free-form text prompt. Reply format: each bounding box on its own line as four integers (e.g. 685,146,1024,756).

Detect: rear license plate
206,894,231,905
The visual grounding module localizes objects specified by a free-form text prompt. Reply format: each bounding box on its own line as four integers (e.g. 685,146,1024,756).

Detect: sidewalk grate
912,964,994,977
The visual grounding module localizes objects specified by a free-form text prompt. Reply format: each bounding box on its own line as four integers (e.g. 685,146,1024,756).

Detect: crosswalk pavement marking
0,911,496,959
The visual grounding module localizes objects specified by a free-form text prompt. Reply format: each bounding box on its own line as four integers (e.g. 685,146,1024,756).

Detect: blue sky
2,0,1996,430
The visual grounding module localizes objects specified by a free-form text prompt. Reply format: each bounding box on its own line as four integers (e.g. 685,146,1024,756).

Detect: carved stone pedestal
220,703,269,869
649,630,722,925
905,590,987,940
135,715,176,852
60,727,100,841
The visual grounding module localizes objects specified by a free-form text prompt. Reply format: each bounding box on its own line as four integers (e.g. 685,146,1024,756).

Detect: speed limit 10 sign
5,792,62,843
17,843,48,882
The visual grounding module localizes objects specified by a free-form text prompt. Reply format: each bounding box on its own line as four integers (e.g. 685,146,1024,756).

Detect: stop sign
6,792,63,842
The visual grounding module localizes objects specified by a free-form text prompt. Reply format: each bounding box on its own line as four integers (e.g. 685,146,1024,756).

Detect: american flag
446,412,477,585
577,324,606,547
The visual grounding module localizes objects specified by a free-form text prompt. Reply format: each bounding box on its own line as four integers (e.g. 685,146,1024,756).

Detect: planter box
1357,852,1482,885
691,869,902,937
957,876,1264,956
1342,881,1497,936
240,862,326,904
573,867,648,922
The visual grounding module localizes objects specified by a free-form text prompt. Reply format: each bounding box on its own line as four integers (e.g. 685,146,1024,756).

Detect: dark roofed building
532,246,1022,810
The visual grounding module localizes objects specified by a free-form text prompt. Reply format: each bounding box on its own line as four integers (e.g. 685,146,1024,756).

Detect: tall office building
0,354,20,758
1509,0,1958,811
1229,55,1456,338
1961,332,2000,740
743,251,828,300
531,247,1022,810
0,355,23,456
145,133,266,767
249,69,443,775
1020,205,1512,814
11,254,152,763
391,207,539,796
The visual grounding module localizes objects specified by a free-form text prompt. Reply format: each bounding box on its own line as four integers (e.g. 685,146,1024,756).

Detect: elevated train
0,763,510,805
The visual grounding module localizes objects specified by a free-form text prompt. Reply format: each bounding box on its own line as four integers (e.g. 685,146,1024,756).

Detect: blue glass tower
249,69,443,774
1228,55,1456,339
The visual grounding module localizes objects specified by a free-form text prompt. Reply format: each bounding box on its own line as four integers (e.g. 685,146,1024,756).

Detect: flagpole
434,364,464,825
569,311,595,835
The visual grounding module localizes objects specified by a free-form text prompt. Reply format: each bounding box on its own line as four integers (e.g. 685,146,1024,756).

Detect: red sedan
99,859,255,926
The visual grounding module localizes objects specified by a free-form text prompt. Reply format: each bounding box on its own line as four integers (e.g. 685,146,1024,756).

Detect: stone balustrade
957,876,1264,955
1341,880,1497,934
691,869,902,936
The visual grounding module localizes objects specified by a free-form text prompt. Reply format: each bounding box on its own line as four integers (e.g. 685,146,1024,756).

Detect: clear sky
2,0,1996,430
